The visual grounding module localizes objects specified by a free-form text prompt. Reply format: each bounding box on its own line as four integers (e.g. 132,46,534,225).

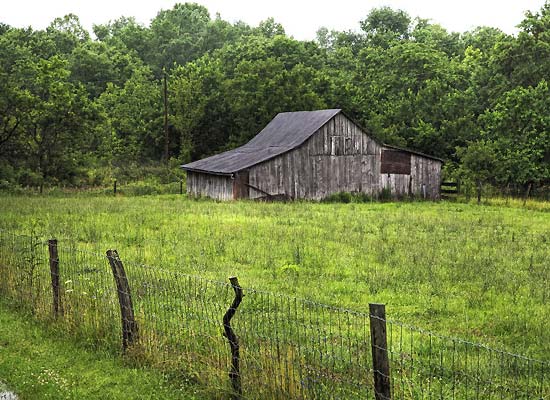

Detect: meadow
0,195,548,398
0,299,198,399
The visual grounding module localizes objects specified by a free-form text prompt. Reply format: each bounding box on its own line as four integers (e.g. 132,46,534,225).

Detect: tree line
1,2,549,196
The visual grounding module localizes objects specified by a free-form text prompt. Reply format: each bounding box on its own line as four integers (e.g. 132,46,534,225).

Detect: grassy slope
0,301,199,400
0,195,548,360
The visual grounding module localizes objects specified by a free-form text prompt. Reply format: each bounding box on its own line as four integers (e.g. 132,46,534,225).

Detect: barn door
233,170,249,200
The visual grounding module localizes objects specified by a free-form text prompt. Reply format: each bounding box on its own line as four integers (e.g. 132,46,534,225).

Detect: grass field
0,195,548,358
0,299,198,399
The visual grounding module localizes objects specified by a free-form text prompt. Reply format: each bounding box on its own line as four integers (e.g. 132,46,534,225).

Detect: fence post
223,276,243,399
106,249,138,350
180,179,183,195
48,239,62,318
113,179,117,195
369,303,391,400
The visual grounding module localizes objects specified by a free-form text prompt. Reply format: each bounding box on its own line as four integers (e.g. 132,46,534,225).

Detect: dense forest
1,3,549,196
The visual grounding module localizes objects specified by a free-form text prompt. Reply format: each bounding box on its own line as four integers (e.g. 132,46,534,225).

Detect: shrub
379,187,392,201
322,191,374,203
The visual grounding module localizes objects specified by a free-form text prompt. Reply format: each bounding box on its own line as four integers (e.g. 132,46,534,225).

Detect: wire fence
384,317,548,399
0,230,547,399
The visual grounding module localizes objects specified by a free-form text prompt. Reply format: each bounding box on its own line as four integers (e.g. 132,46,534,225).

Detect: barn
181,109,443,201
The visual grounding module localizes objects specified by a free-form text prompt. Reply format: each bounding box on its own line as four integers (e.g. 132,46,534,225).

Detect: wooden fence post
180,179,183,195
369,303,391,400
113,179,117,195
106,249,138,350
223,276,243,399
523,182,533,206
48,239,62,318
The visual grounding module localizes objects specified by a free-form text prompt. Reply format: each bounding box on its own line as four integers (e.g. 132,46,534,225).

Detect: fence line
0,230,548,399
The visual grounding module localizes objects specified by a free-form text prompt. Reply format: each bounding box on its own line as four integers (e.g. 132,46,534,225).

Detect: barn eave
180,167,234,176
382,144,445,163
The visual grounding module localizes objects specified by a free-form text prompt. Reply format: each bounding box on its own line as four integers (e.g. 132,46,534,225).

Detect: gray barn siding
249,113,442,200
186,171,233,200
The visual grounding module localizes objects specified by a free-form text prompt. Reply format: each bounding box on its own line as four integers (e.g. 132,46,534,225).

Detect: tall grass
0,195,548,362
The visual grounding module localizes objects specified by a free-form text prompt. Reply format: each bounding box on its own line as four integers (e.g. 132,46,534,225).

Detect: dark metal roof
181,109,444,174
181,109,341,174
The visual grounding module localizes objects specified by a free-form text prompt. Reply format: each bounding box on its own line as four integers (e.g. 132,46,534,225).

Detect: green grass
0,195,548,398
0,300,199,399
0,195,548,358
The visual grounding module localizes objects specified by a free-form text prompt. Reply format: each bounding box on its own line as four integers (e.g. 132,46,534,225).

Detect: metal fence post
370,303,391,400
48,239,62,318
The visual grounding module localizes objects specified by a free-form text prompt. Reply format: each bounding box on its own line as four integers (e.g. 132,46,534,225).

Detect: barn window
381,149,411,174
345,137,354,154
331,136,344,156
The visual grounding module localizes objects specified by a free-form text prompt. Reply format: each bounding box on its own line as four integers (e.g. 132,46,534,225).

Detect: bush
110,161,185,185
119,181,161,196
322,192,374,203
379,187,392,201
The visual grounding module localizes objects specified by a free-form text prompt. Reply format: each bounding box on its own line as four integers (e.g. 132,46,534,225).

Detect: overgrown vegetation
0,299,198,399
1,3,549,195
0,195,548,361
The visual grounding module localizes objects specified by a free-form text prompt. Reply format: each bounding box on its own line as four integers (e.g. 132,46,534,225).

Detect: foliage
360,6,411,47
480,80,550,187
0,2,549,193
98,66,163,162
457,140,497,202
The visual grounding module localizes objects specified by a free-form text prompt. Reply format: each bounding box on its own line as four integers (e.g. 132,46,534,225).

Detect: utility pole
163,68,169,163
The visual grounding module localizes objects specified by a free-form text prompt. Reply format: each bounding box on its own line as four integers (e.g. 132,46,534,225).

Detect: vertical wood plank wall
186,171,234,201
248,113,442,200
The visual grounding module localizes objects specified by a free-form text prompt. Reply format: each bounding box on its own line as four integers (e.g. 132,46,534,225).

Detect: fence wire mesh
0,230,547,399
384,317,549,399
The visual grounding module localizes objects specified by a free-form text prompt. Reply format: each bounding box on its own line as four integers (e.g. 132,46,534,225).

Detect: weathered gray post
369,303,391,400
48,239,62,318
107,249,138,350
223,276,243,399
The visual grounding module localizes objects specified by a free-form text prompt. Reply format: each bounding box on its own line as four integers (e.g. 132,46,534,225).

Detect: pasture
0,195,548,398
0,195,548,353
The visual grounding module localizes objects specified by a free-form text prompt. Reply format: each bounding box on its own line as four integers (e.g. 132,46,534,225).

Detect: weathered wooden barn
181,109,443,201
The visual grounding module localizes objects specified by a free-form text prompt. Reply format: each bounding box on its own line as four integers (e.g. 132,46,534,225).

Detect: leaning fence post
106,249,138,350
369,303,391,400
48,239,62,318
223,276,243,399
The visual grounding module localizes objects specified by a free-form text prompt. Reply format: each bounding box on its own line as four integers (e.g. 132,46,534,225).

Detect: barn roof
181,109,341,175
181,109,443,175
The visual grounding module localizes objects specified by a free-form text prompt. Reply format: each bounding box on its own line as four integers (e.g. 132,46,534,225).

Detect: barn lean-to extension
181,109,443,201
